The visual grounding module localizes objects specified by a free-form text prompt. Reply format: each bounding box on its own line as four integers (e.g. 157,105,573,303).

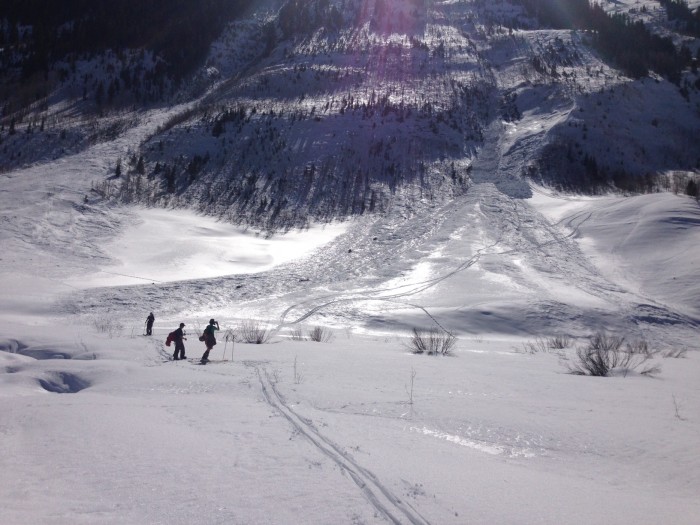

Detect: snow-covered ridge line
4,0,696,229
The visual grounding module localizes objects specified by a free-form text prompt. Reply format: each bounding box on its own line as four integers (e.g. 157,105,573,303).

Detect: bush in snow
222,328,237,344
239,319,271,344
548,335,571,349
519,337,549,354
519,335,571,354
663,348,688,359
290,327,305,341
289,326,334,342
407,327,456,356
567,332,660,377
625,339,659,358
308,326,334,343
91,316,124,338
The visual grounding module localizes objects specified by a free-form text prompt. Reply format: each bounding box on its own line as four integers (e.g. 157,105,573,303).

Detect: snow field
1,326,698,524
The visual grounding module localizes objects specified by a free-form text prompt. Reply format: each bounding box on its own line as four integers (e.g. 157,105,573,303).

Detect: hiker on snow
146,312,155,336
200,319,219,363
172,323,187,360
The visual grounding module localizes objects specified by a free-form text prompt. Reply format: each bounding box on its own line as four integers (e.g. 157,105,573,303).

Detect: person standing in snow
200,319,219,363
146,312,155,335
172,323,187,360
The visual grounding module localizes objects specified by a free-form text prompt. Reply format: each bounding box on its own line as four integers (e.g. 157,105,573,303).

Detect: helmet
180,323,185,327
209,318,216,324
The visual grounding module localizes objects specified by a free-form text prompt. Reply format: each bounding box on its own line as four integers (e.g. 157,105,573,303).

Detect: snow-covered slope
532,190,700,321
50,0,694,228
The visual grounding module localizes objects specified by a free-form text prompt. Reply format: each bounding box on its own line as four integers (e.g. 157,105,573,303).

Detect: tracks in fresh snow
271,241,493,335
254,365,431,525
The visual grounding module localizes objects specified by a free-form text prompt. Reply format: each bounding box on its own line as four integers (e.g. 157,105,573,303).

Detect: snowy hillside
4,0,693,228
1,0,700,524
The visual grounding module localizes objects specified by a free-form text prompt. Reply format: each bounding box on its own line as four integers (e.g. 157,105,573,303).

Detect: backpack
165,331,175,347
203,325,216,346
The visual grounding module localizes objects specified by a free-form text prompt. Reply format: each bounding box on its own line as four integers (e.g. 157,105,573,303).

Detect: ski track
271,183,663,340
253,364,431,525
272,239,495,335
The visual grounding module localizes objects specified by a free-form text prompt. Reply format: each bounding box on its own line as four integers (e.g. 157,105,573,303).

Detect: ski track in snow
253,364,431,525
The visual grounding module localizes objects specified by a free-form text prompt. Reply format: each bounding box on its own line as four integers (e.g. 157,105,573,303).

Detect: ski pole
222,329,234,361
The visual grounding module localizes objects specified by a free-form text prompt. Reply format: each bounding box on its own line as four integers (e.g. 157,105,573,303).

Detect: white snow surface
1,107,699,524
70,208,347,288
2,6,700,522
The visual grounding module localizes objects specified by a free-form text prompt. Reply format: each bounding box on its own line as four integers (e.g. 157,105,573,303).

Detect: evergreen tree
136,156,145,175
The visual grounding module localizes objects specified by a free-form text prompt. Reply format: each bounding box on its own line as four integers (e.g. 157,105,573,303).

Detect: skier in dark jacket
146,312,155,335
172,323,187,360
200,319,220,363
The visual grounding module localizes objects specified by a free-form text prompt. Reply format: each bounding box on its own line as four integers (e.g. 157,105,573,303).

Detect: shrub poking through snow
663,348,688,359
222,328,237,344
518,335,571,354
91,316,124,337
308,326,333,343
239,319,271,344
290,327,305,341
568,332,660,377
519,337,549,354
407,328,456,356
625,339,659,358
548,335,571,349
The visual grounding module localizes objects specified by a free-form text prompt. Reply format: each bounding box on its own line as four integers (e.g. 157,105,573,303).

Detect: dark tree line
515,0,691,84
0,0,254,81
658,0,700,36
277,0,345,39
